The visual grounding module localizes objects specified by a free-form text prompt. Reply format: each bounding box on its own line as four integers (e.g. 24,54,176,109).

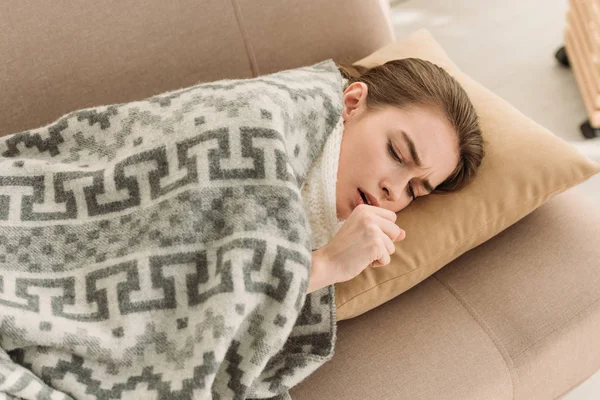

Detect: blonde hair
335,58,484,193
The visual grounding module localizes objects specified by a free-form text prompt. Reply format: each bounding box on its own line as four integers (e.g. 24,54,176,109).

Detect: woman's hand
317,204,406,285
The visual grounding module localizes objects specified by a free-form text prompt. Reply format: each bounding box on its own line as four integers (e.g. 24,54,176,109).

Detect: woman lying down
0,58,483,399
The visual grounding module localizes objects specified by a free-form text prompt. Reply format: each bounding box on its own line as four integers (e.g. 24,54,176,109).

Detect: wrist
307,248,334,294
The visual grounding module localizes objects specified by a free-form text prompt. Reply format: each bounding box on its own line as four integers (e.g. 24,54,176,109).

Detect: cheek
393,200,409,214
339,126,388,184
339,132,367,174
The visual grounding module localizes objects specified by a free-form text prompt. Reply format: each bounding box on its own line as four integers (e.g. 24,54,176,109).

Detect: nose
380,180,398,203
380,175,410,203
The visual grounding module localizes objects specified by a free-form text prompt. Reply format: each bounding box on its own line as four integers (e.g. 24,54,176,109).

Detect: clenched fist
310,204,406,292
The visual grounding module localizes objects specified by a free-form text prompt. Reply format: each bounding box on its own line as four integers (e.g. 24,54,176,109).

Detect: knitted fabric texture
301,114,346,251
0,60,344,400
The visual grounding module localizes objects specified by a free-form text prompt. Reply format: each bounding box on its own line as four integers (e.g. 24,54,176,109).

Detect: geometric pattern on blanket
0,60,343,400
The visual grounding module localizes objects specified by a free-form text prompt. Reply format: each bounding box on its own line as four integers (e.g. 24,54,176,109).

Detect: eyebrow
400,130,435,194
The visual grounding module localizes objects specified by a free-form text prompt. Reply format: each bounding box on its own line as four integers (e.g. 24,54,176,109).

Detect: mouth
355,188,371,208
360,188,380,208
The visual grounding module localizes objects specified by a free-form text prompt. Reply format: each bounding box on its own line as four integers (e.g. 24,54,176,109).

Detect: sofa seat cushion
434,188,600,400
293,274,513,400
291,188,600,399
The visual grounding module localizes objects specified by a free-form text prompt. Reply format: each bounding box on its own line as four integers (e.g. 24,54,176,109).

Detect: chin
336,207,346,221
334,203,347,221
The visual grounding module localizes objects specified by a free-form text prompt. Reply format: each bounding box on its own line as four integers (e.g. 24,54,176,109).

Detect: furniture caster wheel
580,120,600,139
555,46,570,67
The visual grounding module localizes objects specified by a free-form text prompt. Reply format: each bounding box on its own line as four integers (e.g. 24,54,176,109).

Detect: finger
360,204,397,222
377,242,392,266
395,228,406,242
371,238,391,268
373,216,405,242
381,233,395,257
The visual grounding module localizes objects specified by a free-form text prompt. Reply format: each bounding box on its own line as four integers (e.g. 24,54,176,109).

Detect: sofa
2,1,599,399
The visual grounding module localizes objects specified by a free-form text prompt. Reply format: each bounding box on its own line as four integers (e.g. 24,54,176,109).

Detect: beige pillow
334,29,600,321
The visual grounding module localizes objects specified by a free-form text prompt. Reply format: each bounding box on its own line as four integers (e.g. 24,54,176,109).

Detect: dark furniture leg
555,46,570,67
580,120,600,138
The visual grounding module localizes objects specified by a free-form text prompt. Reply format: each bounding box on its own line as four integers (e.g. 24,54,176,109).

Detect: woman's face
336,82,460,220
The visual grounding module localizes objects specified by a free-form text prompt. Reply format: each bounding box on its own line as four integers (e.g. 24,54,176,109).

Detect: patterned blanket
0,60,343,399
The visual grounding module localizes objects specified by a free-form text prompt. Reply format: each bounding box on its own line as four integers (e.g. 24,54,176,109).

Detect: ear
342,82,368,123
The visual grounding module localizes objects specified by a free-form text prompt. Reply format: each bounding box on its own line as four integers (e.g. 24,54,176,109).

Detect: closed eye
387,140,415,200
387,140,402,164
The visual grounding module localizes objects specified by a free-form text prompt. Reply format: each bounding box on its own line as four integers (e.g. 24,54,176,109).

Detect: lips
359,188,379,207
354,189,367,209
358,189,369,205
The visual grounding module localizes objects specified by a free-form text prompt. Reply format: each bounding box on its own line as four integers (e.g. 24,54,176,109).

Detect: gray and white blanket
0,60,343,399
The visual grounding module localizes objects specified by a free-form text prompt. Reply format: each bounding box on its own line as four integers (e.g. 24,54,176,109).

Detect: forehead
376,105,459,183
376,104,452,134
